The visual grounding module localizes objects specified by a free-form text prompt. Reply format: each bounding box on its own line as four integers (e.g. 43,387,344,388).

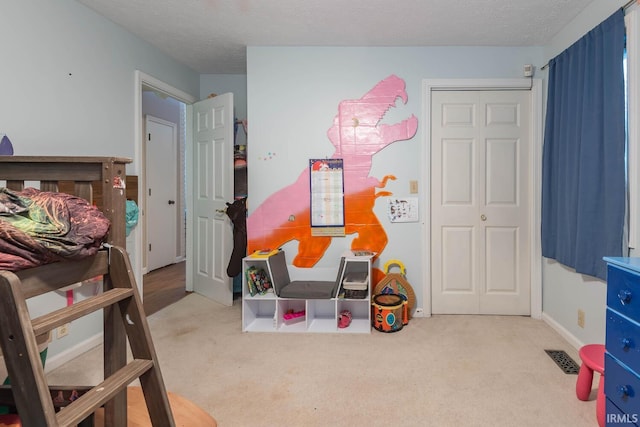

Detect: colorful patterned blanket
0,187,110,271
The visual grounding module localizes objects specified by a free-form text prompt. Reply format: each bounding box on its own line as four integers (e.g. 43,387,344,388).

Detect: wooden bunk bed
0,156,174,426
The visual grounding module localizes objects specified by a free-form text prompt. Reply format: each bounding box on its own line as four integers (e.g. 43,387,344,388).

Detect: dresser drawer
608,265,640,321
607,309,640,373
606,353,640,418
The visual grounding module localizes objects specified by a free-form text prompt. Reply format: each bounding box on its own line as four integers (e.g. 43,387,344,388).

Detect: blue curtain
541,9,626,280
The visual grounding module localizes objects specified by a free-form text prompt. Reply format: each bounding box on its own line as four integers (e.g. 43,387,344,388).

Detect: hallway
143,261,189,316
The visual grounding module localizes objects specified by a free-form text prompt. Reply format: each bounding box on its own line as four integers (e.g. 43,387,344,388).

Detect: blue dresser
604,257,640,426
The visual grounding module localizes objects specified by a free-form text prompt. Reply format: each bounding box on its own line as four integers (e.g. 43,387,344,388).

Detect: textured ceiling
76,0,596,74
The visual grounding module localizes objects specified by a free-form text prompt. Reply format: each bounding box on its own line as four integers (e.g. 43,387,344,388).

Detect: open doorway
134,71,197,310
135,71,236,308
142,97,183,273
142,96,186,314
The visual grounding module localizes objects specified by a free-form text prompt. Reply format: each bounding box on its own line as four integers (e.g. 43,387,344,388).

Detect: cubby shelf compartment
241,251,372,334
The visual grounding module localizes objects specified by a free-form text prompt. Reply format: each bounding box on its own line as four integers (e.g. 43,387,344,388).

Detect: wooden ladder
0,246,175,427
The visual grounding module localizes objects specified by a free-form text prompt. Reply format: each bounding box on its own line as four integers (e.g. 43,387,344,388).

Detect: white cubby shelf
241,250,373,334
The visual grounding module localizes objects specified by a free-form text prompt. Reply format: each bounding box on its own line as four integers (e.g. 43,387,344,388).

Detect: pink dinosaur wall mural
247,74,418,268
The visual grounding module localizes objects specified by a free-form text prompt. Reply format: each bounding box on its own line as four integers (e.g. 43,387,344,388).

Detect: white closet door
431,90,531,315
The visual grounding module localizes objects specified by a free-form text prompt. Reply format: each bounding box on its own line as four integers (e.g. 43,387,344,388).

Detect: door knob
168,200,175,205
480,214,487,221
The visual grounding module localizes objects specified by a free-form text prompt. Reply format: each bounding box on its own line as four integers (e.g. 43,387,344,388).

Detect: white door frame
421,78,543,319
134,71,197,293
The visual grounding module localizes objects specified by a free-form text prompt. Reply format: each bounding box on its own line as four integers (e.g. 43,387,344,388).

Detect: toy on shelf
245,266,272,296
342,271,368,299
283,309,306,325
351,250,374,257
338,310,352,328
249,249,280,258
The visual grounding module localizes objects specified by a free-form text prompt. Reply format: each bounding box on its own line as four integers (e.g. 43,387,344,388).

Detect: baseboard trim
44,333,103,374
541,312,584,351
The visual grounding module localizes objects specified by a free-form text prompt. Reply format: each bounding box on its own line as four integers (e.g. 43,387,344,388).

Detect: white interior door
431,90,531,315
186,93,234,306
145,115,178,272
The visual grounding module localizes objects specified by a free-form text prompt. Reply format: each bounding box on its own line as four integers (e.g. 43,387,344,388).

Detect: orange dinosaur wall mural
247,74,418,270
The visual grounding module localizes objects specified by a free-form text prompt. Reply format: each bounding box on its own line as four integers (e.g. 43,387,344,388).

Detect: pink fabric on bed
0,188,110,271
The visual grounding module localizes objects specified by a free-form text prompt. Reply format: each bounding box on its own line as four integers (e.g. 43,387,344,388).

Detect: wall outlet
56,323,70,339
577,309,585,328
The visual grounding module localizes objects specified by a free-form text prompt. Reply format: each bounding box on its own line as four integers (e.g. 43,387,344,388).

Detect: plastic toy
338,310,352,328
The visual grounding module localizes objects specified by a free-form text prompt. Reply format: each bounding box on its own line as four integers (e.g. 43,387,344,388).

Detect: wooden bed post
100,158,130,427
99,158,128,248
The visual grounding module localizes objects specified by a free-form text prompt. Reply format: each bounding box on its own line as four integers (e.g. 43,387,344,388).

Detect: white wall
247,46,544,309
541,0,628,349
0,1,199,161
0,0,199,368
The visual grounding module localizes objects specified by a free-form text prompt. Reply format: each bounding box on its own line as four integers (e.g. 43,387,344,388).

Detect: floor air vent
545,349,580,374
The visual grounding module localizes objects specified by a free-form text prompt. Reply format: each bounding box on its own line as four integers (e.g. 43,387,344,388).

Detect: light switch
409,180,418,194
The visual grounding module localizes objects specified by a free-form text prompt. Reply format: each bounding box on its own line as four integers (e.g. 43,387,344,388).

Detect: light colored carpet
46,293,598,427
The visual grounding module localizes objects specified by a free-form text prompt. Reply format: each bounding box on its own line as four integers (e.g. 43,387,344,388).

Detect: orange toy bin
371,293,407,332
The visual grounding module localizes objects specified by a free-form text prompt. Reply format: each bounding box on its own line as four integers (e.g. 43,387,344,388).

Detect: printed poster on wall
387,197,419,223
309,159,345,236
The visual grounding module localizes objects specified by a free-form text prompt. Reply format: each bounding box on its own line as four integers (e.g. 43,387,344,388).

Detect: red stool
576,344,605,427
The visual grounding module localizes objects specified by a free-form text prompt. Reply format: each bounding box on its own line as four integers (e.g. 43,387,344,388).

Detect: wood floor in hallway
143,261,190,316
